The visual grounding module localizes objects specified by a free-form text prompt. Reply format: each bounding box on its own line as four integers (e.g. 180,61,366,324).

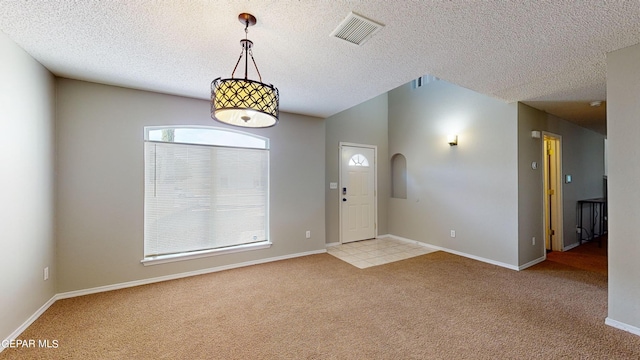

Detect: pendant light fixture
211,13,279,128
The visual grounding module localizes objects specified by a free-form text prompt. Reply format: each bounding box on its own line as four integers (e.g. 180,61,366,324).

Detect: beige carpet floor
1,246,638,359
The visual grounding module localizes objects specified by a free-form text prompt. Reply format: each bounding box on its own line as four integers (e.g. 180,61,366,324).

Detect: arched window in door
349,154,370,167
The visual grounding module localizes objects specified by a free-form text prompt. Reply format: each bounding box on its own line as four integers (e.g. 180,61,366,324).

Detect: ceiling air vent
330,12,384,46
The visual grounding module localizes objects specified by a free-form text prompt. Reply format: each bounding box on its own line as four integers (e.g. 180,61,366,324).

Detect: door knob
342,198,347,202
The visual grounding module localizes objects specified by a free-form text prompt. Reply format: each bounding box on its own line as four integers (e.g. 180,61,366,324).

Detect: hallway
545,236,608,276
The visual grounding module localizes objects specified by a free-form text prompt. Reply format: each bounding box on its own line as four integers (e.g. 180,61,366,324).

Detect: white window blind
144,127,269,259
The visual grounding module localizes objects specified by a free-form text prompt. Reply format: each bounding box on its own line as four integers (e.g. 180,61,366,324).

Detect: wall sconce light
447,134,458,146
531,130,541,139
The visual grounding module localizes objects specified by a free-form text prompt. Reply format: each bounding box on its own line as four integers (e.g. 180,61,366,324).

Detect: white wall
0,33,56,340
55,79,326,292
606,43,640,332
325,94,389,243
388,80,519,267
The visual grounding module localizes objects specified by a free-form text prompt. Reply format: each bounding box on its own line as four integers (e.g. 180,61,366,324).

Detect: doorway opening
543,133,564,252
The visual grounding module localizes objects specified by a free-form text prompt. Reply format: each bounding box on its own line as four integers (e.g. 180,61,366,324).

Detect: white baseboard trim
58,248,327,299
386,234,519,270
518,256,546,270
384,234,440,251
1,295,57,354
563,242,580,251
325,242,341,247
2,248,327,351
605,317,640,337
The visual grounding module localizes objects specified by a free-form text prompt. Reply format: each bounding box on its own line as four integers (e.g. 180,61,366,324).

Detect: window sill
141,241,272,266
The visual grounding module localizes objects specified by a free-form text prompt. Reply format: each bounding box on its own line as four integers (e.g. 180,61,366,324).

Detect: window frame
141,126,271,266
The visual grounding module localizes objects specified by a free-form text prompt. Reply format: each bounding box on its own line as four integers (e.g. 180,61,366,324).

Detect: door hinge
547,189,555,195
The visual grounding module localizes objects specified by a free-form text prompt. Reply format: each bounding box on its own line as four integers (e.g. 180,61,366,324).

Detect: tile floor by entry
327,237,437,269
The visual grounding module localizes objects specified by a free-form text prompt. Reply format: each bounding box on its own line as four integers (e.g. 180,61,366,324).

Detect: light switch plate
329,182,338,189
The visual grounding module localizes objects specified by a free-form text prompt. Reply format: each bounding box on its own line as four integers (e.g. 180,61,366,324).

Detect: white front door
340,145,376,243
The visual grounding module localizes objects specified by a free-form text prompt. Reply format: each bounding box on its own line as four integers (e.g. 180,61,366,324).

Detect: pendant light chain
229,19,262,82
243,21,249,79
248,48,263,83
230,48,244,78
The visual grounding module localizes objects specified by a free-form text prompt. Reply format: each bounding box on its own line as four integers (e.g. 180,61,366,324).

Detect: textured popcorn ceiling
1,1,639,132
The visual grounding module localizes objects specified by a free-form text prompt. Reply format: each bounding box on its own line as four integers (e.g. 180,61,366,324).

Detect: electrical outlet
44,267,49,281
532,237,536,246
305,230,311,239
450,230,456,238
576,227,582,234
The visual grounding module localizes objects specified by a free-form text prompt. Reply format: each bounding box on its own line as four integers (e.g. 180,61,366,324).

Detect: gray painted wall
387,80,519,267
517,104,545,265
55,79,326,292
0,33,56,340
607,43,640,331
325,94,389,243
517,103,605,265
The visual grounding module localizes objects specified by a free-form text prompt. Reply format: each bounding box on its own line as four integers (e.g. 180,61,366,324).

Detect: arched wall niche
391,153,407,199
